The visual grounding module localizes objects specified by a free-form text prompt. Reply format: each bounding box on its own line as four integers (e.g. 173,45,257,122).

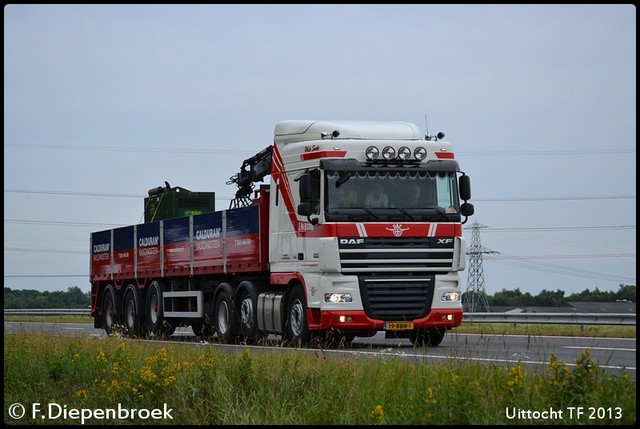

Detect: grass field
4,331,636,425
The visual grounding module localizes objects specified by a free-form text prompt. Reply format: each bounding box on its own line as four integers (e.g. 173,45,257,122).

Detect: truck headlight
325,293,353,303
414,146,427,160
365,146,379,160
397,146,411,160
382,146,396,160
441,292,461,302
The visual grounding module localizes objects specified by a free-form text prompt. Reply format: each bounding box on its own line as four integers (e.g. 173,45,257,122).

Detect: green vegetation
4,315,93,324
483,284,636,307
4,331,635,425
4,286,90,309
5,284,635,310
451,323,636,339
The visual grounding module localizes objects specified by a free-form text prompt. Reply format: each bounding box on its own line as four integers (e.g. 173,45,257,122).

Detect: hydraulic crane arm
227,145,273,208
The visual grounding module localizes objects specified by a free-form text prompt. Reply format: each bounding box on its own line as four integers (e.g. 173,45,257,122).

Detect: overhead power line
457,149,635,156
5,247,87,254
5,188,633,203
5,218,635,233
4,189,143,198
485,253,635,260
5,246,634,260
487,258,636,284
4,143,247,154
4,219,126,227
472,195,635,202
4,188,235,201
4,274,88,278
471,225,635,233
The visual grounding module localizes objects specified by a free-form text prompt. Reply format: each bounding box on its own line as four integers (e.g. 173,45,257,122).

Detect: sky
4,4,636,298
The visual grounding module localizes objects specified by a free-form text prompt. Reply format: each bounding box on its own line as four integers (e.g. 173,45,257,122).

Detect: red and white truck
90,120,474,347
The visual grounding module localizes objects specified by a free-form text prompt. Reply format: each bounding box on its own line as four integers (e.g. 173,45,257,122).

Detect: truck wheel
238,289,261,343
410,327,446,347
123,286,142,337
215,290,235,343
285,285,310,347
146,281,175,338
102,285,120,336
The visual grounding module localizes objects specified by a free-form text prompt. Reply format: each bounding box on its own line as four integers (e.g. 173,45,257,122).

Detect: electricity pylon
463,221,498,313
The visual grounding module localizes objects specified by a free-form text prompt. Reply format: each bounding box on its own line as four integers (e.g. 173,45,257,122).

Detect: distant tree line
3,283,636,309
4,286,90,309
482,283,636,308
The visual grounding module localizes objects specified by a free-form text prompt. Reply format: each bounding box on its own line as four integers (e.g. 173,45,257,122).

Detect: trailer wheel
146,282,175,338
285,285,310,347
102,285,120,336
215,290,235,343
123,286,143,337
410,327,446,347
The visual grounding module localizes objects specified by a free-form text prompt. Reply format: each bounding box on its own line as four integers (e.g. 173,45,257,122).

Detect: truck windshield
325,170,460,222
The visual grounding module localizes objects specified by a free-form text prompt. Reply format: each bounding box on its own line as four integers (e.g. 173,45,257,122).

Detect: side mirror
296,171,318,225
298,172,312,201
460,202,474,217
459,174,471,201
460,202,474,225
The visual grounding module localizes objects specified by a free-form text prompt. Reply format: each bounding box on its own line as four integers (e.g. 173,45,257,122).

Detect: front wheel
285,285,310,347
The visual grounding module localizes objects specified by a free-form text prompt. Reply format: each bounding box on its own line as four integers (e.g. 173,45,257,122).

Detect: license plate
384,322,414,331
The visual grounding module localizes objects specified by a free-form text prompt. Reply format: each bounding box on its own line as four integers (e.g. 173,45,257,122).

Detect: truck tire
410,327,446,347
285,285,310,347
102,284,120,336
146,281,175,338
215,290,236,343
238,288,261,343
123,285,143,337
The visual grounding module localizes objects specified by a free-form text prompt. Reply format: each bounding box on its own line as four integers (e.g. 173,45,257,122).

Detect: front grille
358,275,434,321
339,237,454,273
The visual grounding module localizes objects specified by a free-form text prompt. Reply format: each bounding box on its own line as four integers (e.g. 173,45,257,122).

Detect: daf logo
340,238,365,245
437,238,454,244
386,223,410,237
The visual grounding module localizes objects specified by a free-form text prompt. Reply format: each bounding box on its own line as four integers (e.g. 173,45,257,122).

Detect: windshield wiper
387,206,416,221
361,207,381,221
344,208,381,222
422,205,450,221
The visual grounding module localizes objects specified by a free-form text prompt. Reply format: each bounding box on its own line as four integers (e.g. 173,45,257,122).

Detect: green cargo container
144,185,215,223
